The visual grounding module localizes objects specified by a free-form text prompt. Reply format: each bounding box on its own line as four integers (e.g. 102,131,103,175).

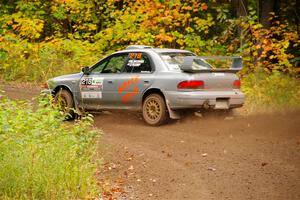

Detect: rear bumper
165,90,245,109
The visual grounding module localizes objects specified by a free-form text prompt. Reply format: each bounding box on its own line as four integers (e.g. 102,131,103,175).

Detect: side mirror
81,66,90,75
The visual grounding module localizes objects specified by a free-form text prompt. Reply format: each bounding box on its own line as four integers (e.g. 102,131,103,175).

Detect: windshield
159,52,212,70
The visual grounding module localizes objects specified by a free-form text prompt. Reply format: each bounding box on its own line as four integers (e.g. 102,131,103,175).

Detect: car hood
48,72,83,88
51,72,83,81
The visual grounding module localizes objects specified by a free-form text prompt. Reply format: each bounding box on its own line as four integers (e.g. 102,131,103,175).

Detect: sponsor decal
129,52,142,59
80,85,102,89
213,73,225,76
118,76,139,93
118,76,140,103
81,91,102,99
81,77,103,90
80,77,103,98
127,53,144,67
127,59,144,67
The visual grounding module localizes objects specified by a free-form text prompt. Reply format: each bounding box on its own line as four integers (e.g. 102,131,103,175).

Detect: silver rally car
44,45,245,125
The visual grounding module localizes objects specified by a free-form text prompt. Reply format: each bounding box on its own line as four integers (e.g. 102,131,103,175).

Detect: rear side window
123,52,152,73
160,52,198,70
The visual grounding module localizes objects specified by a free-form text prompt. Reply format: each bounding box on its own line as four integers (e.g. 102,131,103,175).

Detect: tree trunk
259,0,280,28
231,0,248,49
232,0,248,17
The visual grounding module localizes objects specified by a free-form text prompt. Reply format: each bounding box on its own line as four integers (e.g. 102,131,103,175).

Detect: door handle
144,80,150,84
107,80,113,83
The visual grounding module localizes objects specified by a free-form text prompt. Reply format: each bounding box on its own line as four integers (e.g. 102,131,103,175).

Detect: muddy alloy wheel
142,93,168,126
54,89,75,119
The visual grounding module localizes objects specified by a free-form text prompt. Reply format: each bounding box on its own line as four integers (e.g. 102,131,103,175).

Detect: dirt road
1,83,300,200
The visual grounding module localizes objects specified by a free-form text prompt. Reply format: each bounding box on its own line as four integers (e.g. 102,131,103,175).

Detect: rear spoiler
180,56,243,73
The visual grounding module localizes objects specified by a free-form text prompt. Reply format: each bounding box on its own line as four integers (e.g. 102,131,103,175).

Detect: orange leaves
155,33,173,43
181,5,193,11
247,19,299,72
155,29,174,44
201,3,208,11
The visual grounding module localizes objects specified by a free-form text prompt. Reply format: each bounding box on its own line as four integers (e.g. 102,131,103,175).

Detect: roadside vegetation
242,71,300,113
0,0,298,112
0,95,100,199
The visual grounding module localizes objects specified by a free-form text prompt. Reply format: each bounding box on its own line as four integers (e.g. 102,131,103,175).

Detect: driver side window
89,53,128,74
90,59,108,73
102,54,128,73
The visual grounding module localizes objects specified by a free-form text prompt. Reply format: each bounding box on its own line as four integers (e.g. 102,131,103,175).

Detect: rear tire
142,94,168,126
54,89,75,120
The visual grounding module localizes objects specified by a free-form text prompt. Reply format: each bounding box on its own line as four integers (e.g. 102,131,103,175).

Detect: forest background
0,0,299,111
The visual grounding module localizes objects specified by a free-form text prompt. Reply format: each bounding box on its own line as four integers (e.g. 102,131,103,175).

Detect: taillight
233,80,241,89
177,80,204,89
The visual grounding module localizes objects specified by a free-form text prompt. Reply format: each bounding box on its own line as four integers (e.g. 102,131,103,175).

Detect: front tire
54,89,75,119
142,94,168,126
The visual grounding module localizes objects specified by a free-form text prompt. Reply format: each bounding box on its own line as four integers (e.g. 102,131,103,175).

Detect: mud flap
75,106,84,117
166,99,181,119
74,98,85,119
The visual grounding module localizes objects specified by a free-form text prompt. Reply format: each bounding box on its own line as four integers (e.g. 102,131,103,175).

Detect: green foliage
0,37,102,82
0,96,100,199
242,71,300,113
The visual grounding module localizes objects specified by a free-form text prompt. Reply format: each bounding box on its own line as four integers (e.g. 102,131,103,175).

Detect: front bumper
40,89,53,97
165,90,245,109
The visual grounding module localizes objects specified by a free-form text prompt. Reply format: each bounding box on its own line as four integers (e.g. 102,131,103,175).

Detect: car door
80,53,128,110
116,52,155,108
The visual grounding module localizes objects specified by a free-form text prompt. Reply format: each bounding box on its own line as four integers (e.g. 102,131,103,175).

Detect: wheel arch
142,88,166,103
52,85,77,109
142,88,180,120
52,84,73,96
141,88,169,125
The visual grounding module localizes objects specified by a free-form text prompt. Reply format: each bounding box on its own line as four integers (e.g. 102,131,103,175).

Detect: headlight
41,82,48,89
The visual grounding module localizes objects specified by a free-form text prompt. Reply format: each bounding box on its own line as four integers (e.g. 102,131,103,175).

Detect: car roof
115,45,192,54
152,48,191,53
